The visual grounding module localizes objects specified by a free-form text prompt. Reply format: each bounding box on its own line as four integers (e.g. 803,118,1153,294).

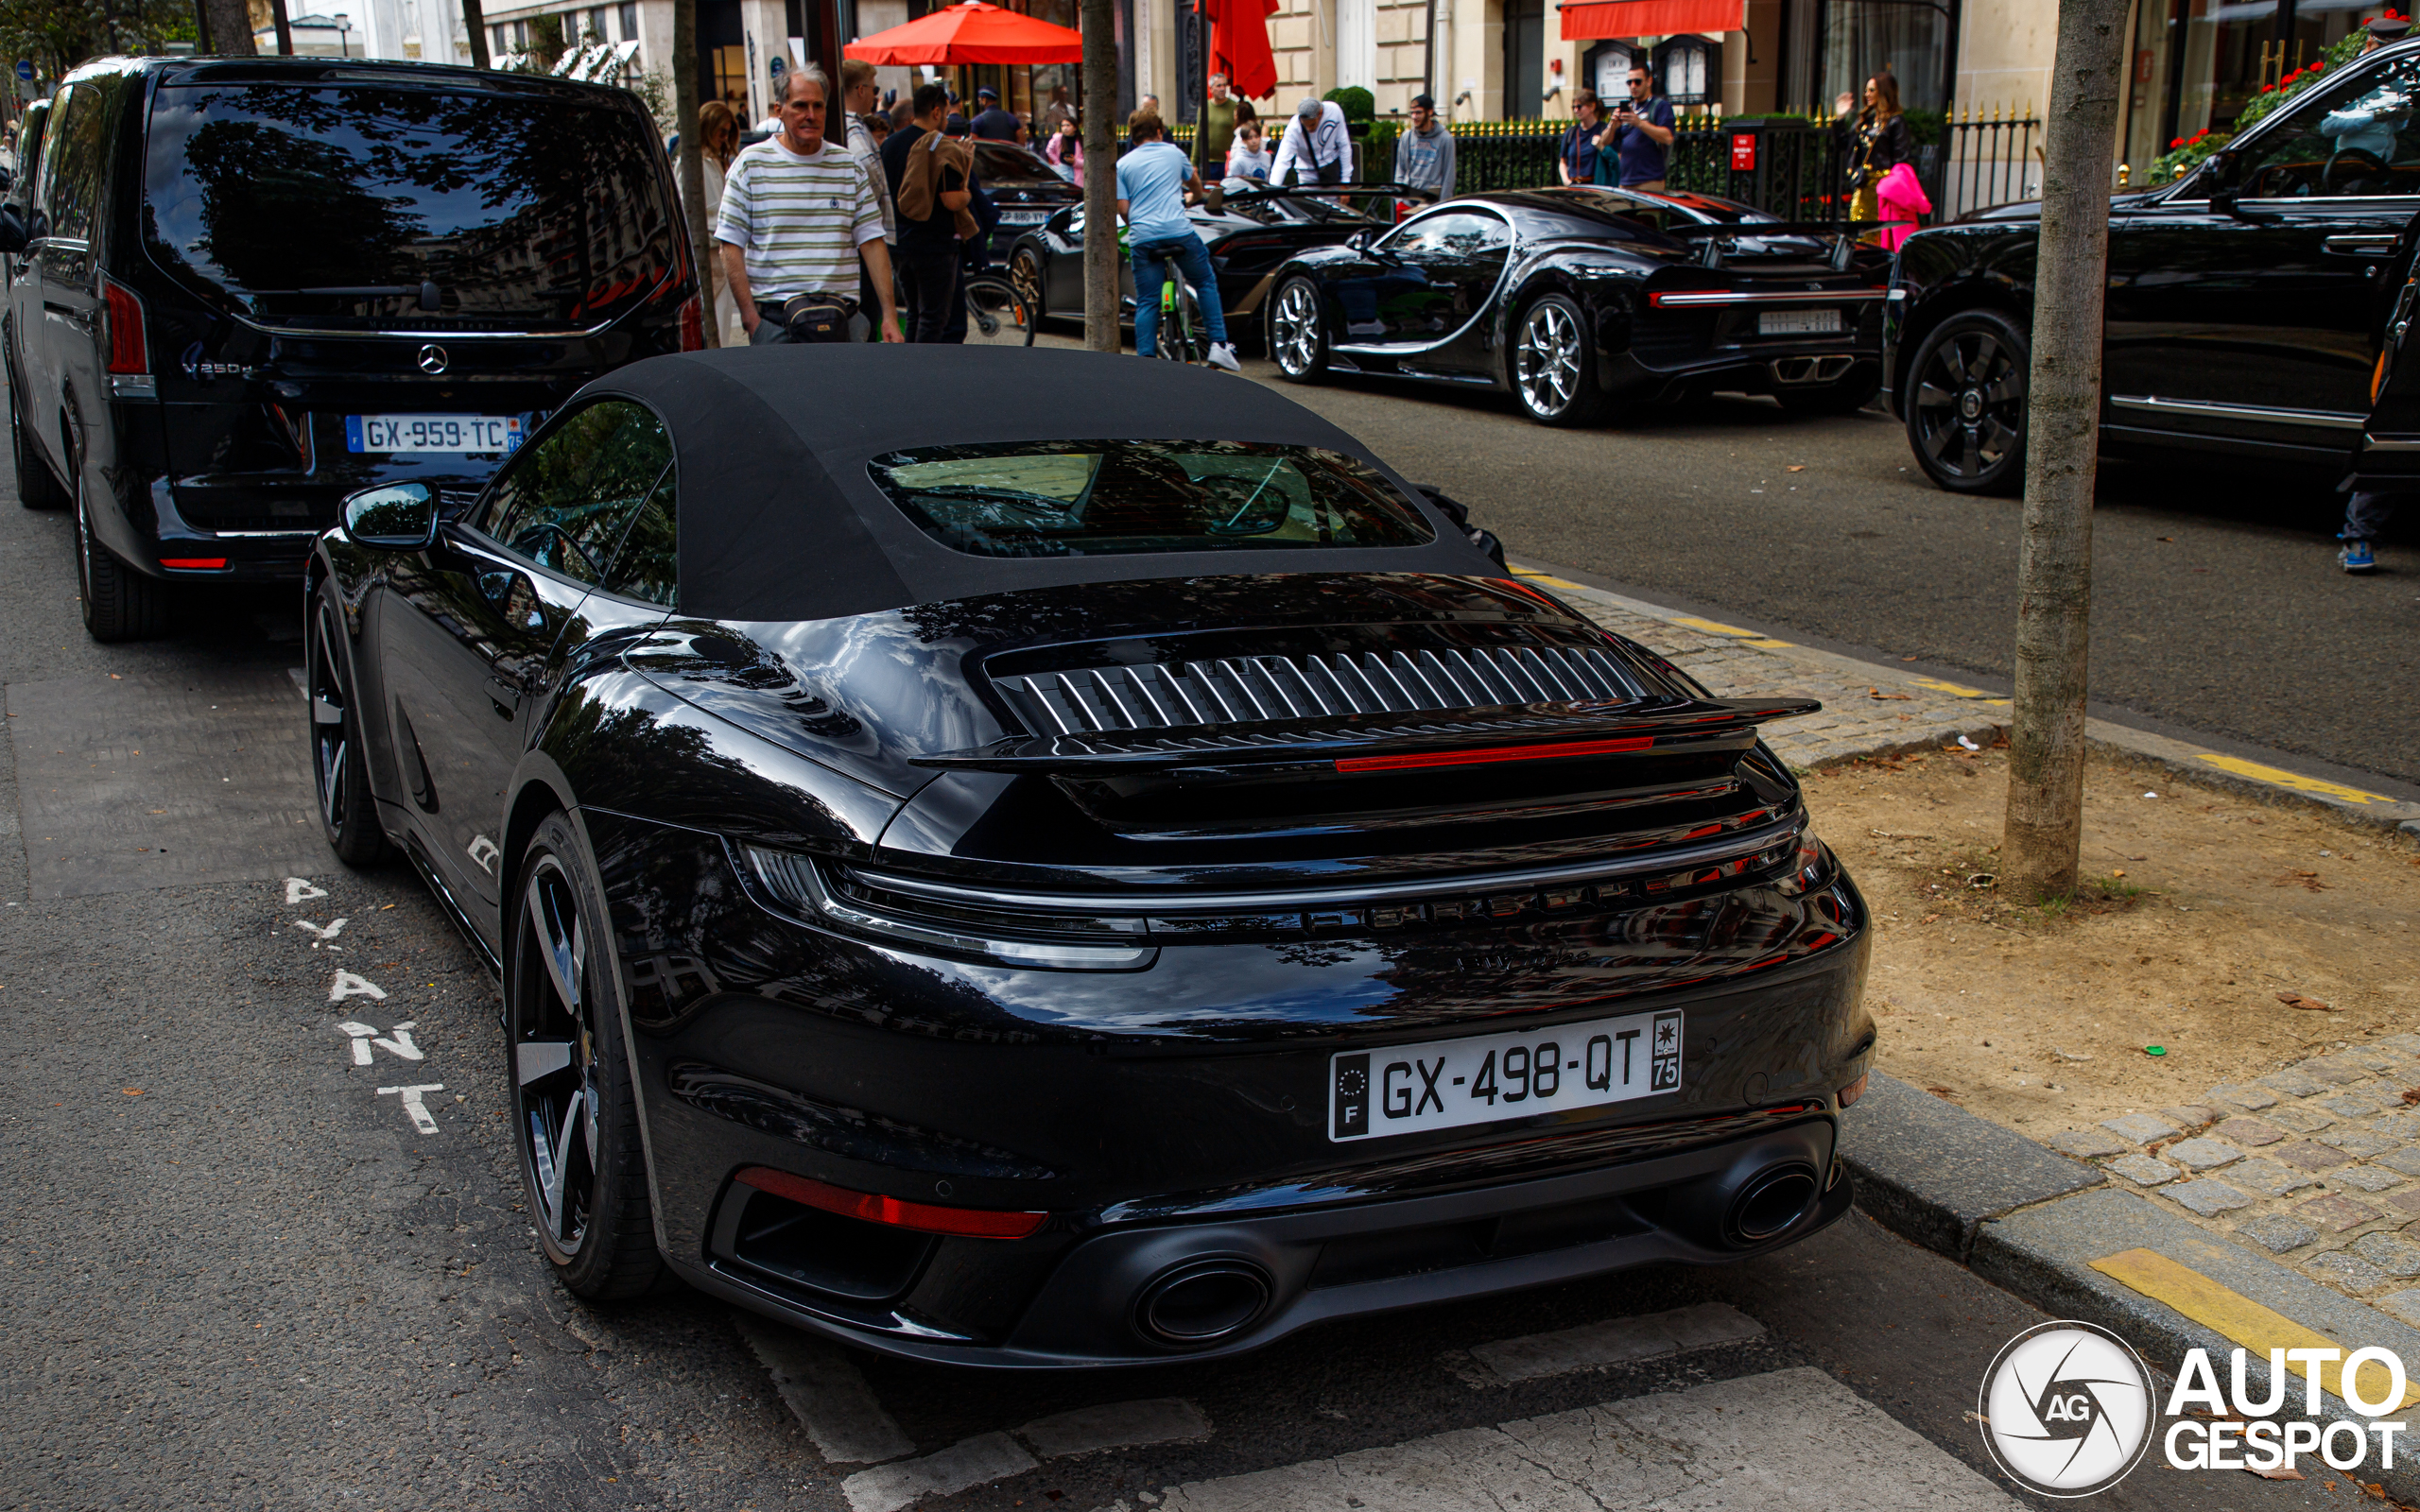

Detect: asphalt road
1247,364,2420,795
0,369,2356,1510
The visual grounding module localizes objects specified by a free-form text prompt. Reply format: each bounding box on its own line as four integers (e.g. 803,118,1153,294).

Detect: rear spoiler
1662,221,1887,271
911,695,1821,775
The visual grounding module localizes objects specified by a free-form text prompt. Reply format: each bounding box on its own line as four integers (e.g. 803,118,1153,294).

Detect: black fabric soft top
581,346,1502,623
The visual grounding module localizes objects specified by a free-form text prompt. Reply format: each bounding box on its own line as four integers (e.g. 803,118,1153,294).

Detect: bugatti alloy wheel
509,816,661,1299
1907,309,2028,496
1512,294,1605,426
1270,277,1328,382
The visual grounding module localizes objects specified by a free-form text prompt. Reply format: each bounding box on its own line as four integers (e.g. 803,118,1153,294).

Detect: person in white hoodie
1270,96,1353,187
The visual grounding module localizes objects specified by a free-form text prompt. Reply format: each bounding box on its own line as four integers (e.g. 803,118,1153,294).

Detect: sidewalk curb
1521,569,2420,841
1843,1074,2420,1502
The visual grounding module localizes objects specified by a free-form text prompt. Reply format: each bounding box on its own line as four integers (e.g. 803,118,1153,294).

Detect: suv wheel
75,435,166,643
1906,310,2028,495
10,373,65,511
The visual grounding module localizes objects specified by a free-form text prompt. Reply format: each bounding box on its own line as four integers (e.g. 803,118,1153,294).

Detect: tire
1009,249,1047,324
10,368,64,511
1149,273,1201,364
1904,309,2029,495
509,813,663,1302
75,427,166,643
1268,276,1329,382
1776,363,1884,417
306,585,392,868
1511,293,1608,427
961,274,1037,347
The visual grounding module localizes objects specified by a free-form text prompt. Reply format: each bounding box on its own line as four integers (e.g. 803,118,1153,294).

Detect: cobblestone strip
1520,572,2014,772
2046,1033,2420,1318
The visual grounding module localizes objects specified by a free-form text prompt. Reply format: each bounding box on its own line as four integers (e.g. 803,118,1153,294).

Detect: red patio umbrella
843,1,1084,65
1201,0,1279,103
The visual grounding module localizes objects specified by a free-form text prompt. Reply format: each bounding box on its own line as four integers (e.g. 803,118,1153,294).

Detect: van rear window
143,82,677,332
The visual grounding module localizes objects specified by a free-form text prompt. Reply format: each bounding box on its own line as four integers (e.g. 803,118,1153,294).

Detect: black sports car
1005,183,1394,342
307,347,1872,1367
1263,187,1892,427
970,139,1084,237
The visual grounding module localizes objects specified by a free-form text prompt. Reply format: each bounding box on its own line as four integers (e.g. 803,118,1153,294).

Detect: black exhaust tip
1133,1260,1272,1347
1726,1162,1822,1244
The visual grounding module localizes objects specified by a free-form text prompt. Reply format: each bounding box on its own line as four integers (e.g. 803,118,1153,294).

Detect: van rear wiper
287,281,445,310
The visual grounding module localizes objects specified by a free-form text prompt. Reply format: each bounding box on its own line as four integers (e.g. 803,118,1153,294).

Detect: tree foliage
0,0,195,86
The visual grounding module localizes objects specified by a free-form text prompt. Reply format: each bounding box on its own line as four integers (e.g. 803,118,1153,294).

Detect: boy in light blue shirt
1115,110,1239,370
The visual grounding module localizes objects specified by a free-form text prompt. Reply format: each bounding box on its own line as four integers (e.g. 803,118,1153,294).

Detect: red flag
1201,0,1280,102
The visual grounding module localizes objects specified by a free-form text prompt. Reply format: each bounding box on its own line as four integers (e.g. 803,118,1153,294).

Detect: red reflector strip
735,1165,1047,1239
1336,735,1654,773
158,558,228,570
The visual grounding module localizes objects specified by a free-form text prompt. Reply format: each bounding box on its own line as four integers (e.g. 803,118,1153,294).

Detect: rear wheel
1512,293,1608,427
1009,249,1047,324
306,586,391,867
10,367,64,511
74,417,165,643
1149,267,1202,364
961,274,1037,347
509,813,662,1301
1268,277,1328,382
1905,310,2028,495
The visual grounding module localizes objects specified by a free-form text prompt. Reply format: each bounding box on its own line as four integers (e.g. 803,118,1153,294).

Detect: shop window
1654,36,1718,107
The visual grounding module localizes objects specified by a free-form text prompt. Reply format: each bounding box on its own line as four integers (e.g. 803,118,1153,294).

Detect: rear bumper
674,1115,1851,1368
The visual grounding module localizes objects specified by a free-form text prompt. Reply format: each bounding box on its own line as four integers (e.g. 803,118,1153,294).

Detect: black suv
1,57,700,640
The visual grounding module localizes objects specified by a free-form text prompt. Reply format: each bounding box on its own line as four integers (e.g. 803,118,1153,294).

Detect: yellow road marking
1910,676,1992,698
2090,1247,2420,1411
2192,754,2396,807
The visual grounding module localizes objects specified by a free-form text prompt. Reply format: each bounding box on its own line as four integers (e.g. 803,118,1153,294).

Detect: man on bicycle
1115,110,1240,371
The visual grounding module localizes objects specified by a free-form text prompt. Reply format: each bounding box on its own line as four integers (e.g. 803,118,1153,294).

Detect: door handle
485,673,522,718
2324,233,2400,256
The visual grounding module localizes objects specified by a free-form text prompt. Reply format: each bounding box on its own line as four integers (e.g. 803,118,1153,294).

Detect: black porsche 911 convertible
306,347,1873,1367
1265,186,1892,427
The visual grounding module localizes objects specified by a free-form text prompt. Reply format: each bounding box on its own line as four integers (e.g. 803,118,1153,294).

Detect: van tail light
734,1166,1048,1239
102,277,148,374
679,291,706,351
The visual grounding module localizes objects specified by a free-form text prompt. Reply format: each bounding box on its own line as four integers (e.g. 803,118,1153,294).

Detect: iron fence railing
1934,110,2042,219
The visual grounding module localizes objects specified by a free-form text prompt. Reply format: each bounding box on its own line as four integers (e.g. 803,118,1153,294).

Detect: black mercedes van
2,57,701,640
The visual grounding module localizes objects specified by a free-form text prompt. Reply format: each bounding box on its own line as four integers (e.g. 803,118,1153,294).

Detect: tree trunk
670,0,718,346
199,0,256,53
1080,0,1118,352
2002,0,2130,902
461,0,491,67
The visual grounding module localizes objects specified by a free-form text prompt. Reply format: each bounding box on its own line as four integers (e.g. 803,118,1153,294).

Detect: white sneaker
1207,341,1241,373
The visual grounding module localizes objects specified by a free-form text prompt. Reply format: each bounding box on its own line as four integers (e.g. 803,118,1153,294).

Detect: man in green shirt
1198,73,1238,178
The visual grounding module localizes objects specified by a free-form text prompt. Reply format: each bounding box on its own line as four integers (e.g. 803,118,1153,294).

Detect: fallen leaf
2247,1466,2306,1480
2276,990,2338,1012
1919,913,1941,924
121,1088,143,1096
1787,464,1806,472
2273,868,2326,892
1868,687,1913,700
2401,1088,2420,1107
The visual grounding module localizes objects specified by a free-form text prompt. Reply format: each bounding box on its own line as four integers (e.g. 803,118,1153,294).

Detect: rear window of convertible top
866,440,1436,558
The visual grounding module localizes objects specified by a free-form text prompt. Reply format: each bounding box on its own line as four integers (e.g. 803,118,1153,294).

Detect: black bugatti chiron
306,346,1872,1366
1264,186,1892,427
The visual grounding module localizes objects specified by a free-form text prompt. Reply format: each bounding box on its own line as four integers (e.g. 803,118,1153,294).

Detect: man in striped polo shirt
716,64,904,344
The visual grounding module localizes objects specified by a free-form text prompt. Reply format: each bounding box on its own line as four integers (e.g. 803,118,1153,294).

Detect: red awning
844,1,1083,65
1560,0,1743,40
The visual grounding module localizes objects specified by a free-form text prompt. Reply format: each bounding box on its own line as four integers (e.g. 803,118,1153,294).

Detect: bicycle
960,272,1036,348
1139,247,1206,366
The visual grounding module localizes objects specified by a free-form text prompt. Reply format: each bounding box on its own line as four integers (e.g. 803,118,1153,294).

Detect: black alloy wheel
1268,276,1329,382
72,409,165,642
306,588,391,867
9,364,65,511
509,814,661,1300
1906,309,2029,495
1512,293,1607,427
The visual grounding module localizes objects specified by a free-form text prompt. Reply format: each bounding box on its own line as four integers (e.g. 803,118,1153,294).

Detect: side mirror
1345,231,1371,252
1201,181,1224,214
341,482,438,551
0,204,26,256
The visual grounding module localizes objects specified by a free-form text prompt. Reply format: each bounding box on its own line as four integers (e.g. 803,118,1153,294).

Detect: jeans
1132,235,1228,356
897,248,962,344
2343,490,2398,542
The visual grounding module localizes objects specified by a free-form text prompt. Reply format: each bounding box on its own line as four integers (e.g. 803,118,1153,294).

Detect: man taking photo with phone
1595,64,1676,192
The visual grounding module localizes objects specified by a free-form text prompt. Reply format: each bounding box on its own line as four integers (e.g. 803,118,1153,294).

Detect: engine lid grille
997,645,1642,737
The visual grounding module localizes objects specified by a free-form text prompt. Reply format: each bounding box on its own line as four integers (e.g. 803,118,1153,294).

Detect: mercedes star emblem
417,344,448,375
